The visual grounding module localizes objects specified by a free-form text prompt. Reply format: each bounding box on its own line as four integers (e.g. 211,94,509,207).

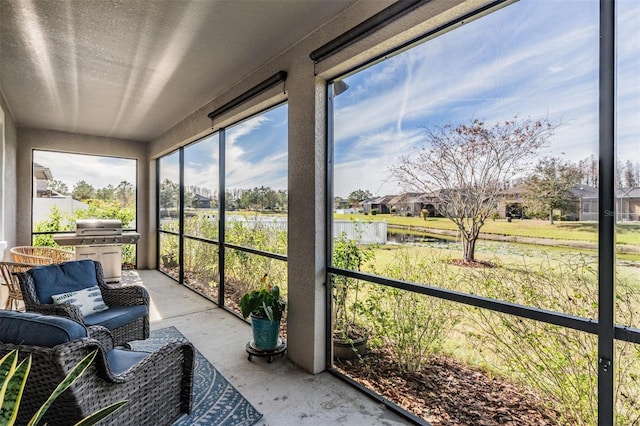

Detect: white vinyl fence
226,215,288,232
224,217,387,244
333,220,387,244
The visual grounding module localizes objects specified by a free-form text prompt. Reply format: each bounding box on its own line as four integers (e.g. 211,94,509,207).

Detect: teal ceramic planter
250,314,280,350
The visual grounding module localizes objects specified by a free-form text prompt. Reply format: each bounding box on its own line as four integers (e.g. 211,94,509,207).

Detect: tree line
577,155,640,188
48,179,135,208
160,179,288,212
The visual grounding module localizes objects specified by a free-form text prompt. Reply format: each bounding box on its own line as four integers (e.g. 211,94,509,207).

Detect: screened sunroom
1,1,638,424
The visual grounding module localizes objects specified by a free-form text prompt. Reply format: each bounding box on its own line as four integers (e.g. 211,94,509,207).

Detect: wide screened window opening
614,1,640,423
158,150,181,280
31,150,138,268
157,103,288,321
327,0,639,424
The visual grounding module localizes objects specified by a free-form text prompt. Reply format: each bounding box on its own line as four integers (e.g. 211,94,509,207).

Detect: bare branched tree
390,117,555,263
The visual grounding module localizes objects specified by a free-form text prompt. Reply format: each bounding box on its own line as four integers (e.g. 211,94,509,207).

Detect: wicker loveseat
10,245,75,265
0,311,194,425
17,259,149,346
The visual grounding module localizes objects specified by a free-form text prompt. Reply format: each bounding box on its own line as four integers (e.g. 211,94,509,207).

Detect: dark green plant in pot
239,274,286,323
240,274,286,350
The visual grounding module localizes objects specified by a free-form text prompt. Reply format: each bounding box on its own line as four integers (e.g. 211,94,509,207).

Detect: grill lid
76,219,123,236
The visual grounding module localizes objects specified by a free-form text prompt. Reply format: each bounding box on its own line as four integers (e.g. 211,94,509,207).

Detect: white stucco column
286,64,328,374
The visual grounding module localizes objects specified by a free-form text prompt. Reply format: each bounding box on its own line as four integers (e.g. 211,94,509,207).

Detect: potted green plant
240,274,286,351
332,233,374,359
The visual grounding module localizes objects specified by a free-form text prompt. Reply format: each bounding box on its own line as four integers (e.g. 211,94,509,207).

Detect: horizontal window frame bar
224,242,287,262
615,326,640,344
183,234,220,246
329,266,599,334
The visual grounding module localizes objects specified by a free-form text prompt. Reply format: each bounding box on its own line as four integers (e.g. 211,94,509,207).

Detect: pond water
387,231,451,245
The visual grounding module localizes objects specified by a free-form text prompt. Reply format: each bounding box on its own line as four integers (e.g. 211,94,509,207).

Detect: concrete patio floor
123,269,411,426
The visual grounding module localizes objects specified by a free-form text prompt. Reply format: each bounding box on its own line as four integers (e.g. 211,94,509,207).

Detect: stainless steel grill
53,219,140,282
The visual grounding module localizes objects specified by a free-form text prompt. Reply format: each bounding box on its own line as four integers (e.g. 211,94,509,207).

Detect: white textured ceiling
0,0,358,141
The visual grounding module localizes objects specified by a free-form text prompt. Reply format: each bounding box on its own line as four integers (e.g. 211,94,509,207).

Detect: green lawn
334,213,640,246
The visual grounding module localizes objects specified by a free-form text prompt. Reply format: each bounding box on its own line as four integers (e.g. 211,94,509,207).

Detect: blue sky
333,0,639,197
164,103,288,195
34,150,136,190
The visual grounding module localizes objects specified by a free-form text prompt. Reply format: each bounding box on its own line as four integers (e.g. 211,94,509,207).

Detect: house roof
571,184,599,198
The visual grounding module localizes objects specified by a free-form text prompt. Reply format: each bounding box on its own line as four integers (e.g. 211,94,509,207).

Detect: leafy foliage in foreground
0,349,127,426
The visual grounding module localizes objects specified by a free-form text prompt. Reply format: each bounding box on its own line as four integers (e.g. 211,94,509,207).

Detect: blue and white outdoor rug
129,326,263,426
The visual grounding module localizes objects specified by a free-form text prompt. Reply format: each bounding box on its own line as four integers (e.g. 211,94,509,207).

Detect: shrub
364,250,459,373
332,233,374,341
33,202,137,266
466,255,640,425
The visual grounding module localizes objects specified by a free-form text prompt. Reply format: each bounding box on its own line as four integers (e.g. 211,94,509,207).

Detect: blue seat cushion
0,311,88,346
28,260,99,304
83,305,148,330
106,348,150,375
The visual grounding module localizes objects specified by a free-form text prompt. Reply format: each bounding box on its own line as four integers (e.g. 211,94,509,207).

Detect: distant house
572,185,599,221
363,192,440,217
359,185,640,222
363,195,394,215
574,185,640,222
191,193,211,209
387,193,435,217
619,187,640,221
494,186,527,219
33,163,54,198
32,163,88,225
571,185,640,222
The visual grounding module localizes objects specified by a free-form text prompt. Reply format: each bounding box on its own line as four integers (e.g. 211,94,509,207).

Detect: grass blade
73,400,128,426
28,350,98,426
0,352,31,426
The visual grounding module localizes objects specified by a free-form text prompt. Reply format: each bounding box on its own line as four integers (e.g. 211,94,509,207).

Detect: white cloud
225,114,287,190
34,151,136,189
331,0,639,195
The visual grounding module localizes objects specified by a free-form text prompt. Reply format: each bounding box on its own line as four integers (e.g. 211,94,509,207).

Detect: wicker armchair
0,311,194,426
17,259,150,346
10,245,75,265
0,261,38,310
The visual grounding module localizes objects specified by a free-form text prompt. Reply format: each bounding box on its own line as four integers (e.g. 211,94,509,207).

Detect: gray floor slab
124,270,411,426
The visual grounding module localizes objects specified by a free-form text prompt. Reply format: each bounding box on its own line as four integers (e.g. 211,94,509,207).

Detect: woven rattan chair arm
87,326,115,351
96,340,195,384
99,285,150,307
1,336,192,424
30,303,85,323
